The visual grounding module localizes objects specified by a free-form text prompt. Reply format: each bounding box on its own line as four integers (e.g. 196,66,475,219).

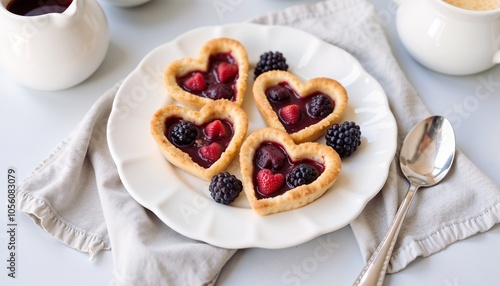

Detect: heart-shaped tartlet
164,37,249,109
240,127,341,216
151,100,248,181
253,70,348,143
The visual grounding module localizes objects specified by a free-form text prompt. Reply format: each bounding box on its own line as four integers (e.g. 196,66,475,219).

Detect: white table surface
1,0,499,285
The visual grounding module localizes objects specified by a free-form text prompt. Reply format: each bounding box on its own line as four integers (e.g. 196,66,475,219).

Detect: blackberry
325,121,361,158
254,51,289,78
209,172,243,205
170,121,198,146
202,83,233,100
287,164,319,188
307,94,334,118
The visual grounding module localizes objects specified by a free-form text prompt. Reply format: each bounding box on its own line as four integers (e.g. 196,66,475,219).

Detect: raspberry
183,72,206,92
279,104,301,125
170,121,198,146
202,83,233,100
209,172,243,205
216,62,238,83
204,120,226,139
254,51,289,79
286,164,319,188
265,85,292,103
200,142,223,163
307,94,334,118
325,121,362,158
256,169,285,197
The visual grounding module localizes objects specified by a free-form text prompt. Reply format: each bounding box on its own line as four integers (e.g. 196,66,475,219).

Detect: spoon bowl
400,116,456,187
353,115,456,286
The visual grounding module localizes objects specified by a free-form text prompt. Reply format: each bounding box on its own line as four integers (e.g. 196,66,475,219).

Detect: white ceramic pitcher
396,0,500,75
0,0,109,90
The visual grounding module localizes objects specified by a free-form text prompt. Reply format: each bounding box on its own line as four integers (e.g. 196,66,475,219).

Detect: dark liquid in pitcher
6,0,73,16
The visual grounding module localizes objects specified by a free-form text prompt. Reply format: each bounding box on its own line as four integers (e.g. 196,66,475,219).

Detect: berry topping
216,62,238,83
183,72,206,92
307,94,334,118
200,142,223,162
254,51,289,78
265,85,292,103
279,104,301,125
255,143,287,171
170,121,198,146
286,163,319,188
256,169,285,197
325,121,362,158
202,83,233,100
204,120,227,139
165,117,235,169
209,172,243,205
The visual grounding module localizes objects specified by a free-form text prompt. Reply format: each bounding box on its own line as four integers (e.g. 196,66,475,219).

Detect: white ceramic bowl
396,0,500,75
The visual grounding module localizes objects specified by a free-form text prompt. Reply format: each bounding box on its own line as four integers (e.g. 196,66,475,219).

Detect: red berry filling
253,141,324,199
265,82,335,133
177,53,239,102
165,117,234,168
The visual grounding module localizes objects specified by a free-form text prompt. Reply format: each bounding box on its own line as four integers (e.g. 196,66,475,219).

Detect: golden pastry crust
239,128,341,216
164,37,249,109
253,70,348,143
151,100,248,181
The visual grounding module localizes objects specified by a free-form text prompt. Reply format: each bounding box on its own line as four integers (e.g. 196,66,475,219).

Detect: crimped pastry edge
239,127,341,216
164,37,249,109
150,100,248,181
253,70,348,143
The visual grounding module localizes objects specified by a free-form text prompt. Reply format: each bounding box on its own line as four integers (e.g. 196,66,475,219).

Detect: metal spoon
353,115,456,286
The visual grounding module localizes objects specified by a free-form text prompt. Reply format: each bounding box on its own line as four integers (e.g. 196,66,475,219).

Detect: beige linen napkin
17,1,500,285
17,83,235,285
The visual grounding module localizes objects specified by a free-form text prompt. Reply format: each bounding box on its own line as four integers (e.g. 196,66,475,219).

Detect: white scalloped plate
107,23,397,249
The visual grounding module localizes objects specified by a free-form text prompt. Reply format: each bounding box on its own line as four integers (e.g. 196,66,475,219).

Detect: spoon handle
353,182,420,286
